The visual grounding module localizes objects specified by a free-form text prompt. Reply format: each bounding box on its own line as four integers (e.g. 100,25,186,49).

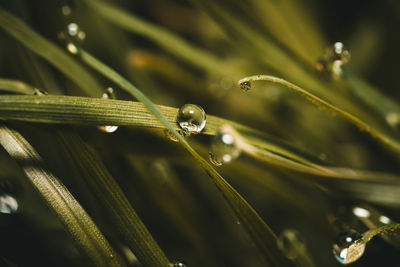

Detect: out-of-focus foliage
0,0,400,266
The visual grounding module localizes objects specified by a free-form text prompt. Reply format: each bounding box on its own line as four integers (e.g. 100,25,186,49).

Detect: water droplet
333,231,364,264
33,89,48,96
379,215,391,224
176,104,206,134
172,262,187,267
0,194,18,214
239,81,251,91
66,42,79,55
67,23,86,42
277,229,306,260
352,207,370,218
209,129,240,166
98,87,119,133
316,42,350,79
61,5,72,16
59,22,86,54
386,112,400,130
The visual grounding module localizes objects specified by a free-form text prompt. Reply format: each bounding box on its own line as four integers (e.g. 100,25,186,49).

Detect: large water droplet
172,262,187,267
333,231,364,264
176,104,206,134
98,87,119,133
316,42,350,79
239,81,251,91
0,194,18,214
209,129,240,166
277,229,306,259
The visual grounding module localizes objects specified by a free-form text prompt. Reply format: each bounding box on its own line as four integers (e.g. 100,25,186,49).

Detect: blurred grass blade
77,49,294,266
58,130,171,267
85,0,227,76
239,75,400,152
0,78,36,94
0,124,124,267
0,8,101,96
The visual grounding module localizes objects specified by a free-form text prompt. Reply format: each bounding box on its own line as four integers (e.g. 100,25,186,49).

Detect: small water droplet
386,112,400,130
277,229,306,260
0,194,18,214
66,23,86,42
98,87,119,133
172,262,187,267
333,231,364,264
209,129,240,166
239,81,251,91
176,104,206,134
61,5,72,16
379,215,391,224
66,42,79,55
33,89,48,96
316,42,350,79
352,207,371,218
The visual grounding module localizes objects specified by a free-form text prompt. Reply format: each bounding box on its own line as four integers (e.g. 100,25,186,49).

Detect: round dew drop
176,104,206,134
239,81,251,91
332,231,364,265
208,130,240,166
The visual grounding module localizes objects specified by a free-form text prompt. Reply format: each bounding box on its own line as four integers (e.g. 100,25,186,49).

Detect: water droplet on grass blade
209,129,240,166
176,104,206,134
333,231,365,264
277,229,306,259
33,89,48,95
98,87,119,133
239,81,251,91
0,194,18,214
172,262,187,267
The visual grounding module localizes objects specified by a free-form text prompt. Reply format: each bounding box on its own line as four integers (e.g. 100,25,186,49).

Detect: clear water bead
98,88,118,133
316,42,350,78
172,262,187,267
176,104,206,134
209,129,240,166
333,231,364,264
239,81,251,91
0,194,18,214
277,229,306,259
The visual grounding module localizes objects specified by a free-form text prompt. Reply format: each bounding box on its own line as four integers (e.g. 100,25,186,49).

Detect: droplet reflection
0,194,18,214
209,128,240,166
333,231,364,265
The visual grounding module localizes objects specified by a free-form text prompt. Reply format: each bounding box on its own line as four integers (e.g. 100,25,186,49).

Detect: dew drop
172,262,187,267
316,42,350,79
333,231,364,264
33,89,48,96
277,229,306,260
67,23,86,42
176,104,206,134
386,112,400,130
352,206,370,218
98,87,119,133
0,194,18,214
239,81,251,91
61,5,72,16
209,129,240,166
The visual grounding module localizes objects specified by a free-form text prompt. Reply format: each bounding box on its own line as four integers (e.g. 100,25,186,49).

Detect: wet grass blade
58,130,171,267
239,75,400,152
0,124,124,267
0,8,101,96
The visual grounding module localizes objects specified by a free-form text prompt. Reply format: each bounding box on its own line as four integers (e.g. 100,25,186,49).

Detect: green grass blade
0,124,124,267
0,8,102,96
239,75,400,152
0,78,36,94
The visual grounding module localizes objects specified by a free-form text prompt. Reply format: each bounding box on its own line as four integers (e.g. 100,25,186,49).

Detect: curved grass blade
76,49,294,266
58,130,171,267
0,78,36,94
0,8,101,96
239,75,400,152
85,0,227,76
0,124,124,267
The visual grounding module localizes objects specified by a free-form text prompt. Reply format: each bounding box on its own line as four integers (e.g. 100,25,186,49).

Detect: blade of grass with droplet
0,93,327,173
239,75,400,152
76,49,294,266
0,124,124,267
57,130,171,267
0,8,101,96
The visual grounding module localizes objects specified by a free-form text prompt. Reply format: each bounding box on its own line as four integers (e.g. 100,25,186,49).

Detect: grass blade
0,124,124,267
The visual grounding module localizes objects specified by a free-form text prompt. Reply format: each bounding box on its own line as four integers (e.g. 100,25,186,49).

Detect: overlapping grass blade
58,130,171,267
0,8,101,96
0,78,36,94
0,124,124,267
